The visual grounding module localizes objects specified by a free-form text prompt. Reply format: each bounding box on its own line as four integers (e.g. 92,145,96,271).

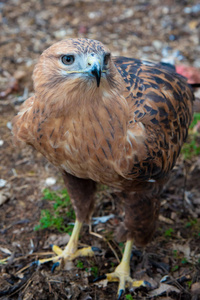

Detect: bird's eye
104,53,111,65
61,55,75,65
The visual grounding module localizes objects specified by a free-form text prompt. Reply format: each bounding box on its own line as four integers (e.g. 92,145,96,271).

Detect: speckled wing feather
12,39,196,270
113,56,194,182
12,39,194,194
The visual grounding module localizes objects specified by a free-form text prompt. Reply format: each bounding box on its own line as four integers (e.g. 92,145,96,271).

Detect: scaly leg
37,220,99,270
94,239,150,299
35,174,98,270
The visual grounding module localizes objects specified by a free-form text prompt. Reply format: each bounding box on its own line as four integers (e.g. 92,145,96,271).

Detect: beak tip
91,67,101,87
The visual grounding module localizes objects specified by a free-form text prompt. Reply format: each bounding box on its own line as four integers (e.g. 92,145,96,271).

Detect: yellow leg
95,239,150,299
37,220,99,269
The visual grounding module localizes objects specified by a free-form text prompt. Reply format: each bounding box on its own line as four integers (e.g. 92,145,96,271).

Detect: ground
0,1,200,299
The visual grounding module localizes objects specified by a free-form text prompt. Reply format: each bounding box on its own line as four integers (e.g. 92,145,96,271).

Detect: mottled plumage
12,38,194,296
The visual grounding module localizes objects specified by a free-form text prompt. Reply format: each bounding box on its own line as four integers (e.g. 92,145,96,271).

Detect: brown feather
12,38,193,245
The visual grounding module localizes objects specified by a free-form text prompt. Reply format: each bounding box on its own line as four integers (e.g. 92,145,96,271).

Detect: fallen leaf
173,243,190,261
0,179,7,188
0,246,12,255
43,233,70,249
14,70,26,80
149,283,180,296
191,282,200,295
0,181,11,206
79,294,92,300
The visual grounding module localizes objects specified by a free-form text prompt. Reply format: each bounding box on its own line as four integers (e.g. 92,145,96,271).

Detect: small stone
0,179,7,188
152,40,163,50
53,29,67,39
143,46,154,52
184,4,200,14
169,34,176,41
45,177,56,186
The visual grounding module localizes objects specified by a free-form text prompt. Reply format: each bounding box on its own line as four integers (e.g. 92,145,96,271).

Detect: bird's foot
34,244,101,271
94,261,151,299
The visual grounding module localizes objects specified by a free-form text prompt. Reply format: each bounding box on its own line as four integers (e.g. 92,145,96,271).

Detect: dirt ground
0,0,200,299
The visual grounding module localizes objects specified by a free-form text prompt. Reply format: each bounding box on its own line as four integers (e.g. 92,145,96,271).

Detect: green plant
187,280,192,289
164,228,174,237
173,250,178,258
110,262,115,269
171,265,179,272
181,257,188,264
85,266,99,277
190,112,200,129
91,266,99,277
184,218,200,237
181,113,200,159
125,294,134,300
181,134,200,159
76,260,84,269
34,188,75,233
185,218,197,228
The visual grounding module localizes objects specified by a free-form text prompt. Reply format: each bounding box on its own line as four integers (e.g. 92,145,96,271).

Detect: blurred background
1,0,200,96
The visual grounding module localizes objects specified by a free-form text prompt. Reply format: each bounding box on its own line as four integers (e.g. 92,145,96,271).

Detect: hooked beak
87,55,101,87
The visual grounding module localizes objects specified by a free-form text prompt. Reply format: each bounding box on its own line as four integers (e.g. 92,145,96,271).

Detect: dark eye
104,53,110,65
61,55,75,65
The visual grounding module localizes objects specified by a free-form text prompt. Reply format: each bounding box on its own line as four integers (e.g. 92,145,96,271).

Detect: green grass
184,218,200,237
90,266,99,277
76,260,84,269
85,265,99,277
181,112,200,160
125,294,134,300
190,112,200,130
34,188,75,234
164,227,174,237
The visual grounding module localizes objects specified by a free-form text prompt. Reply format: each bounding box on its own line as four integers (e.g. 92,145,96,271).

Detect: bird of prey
12,38,194,298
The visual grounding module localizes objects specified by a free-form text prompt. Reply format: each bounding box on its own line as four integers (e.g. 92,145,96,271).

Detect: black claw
91,246,102,253
93,274,107,283
143,280,152,288
30,260,39,267
117,289,124,300
51,262,60,273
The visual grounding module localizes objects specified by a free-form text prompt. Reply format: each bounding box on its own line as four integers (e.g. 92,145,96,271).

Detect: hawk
12,38,194,298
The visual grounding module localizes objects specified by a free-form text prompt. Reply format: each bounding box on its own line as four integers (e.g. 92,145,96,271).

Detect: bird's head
33,38,121,103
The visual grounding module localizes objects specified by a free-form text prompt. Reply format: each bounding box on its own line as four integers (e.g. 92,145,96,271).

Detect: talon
93,274,107,282
143,280,151,288
117,289,124,300
51,261,60,273
91,246,102,253
31,260,40,267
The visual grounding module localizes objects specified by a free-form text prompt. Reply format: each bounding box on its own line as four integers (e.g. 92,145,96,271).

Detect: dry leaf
43,233,70,249
191,282,200,295
149,283,180,296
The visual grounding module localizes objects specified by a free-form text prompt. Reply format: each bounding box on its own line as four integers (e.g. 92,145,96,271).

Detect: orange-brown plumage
12,38,194,294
